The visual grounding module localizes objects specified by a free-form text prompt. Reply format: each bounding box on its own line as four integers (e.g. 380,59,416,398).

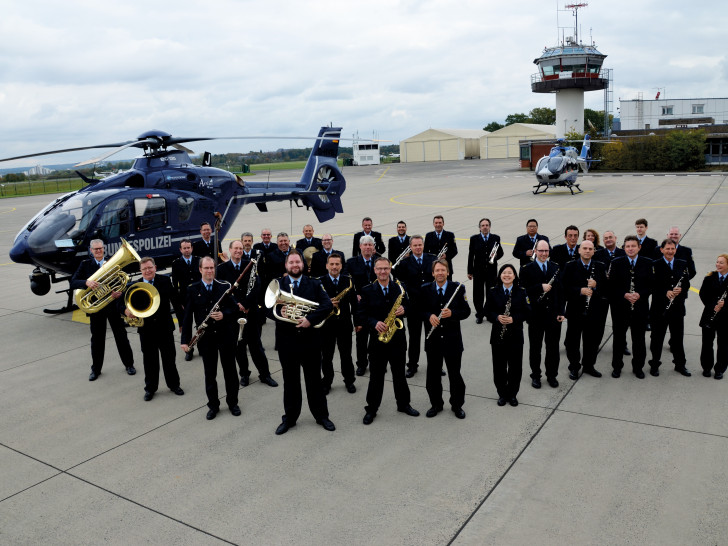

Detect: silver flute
426,283,463,340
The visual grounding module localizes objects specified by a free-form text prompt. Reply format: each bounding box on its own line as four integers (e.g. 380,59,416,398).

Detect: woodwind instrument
664,268,688,315
426,283,463,340
378,281,405,344
500,288,512,341
583,266,594,316
707,287,727,327
538,266,559,302
629,266,635,312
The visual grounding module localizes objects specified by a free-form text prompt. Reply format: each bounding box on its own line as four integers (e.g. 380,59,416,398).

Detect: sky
1,0,726,167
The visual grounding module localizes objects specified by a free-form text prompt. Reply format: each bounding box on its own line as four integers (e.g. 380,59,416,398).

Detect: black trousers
528,315,562,379
701,326,728,374
406,314,424,369
565,310,605,371
425,346,465,410
612,309,647,372
650,312,686,367
89,307,134,373
279,345,329,424
492,341,523,399
139,327,180,393
472,272,496,319
235,314,270,379
198,327,239,411
365,342,411,414
321,319,355,387
355,328,371,369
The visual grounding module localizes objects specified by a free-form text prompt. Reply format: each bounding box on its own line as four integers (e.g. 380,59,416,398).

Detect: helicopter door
134,196,167,232
96,198,131,241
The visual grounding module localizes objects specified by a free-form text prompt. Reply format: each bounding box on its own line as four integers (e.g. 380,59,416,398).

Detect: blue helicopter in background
3,127,346,311
533,134,593,195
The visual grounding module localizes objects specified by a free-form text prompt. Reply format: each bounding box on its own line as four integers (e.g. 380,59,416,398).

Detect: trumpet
392,247,411,269
489,241,500,265
436,244,448,260
265,279,327,328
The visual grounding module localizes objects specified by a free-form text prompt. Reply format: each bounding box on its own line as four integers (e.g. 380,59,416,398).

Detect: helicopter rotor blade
172,143,195,154
74,138,158,167
0,141,137,163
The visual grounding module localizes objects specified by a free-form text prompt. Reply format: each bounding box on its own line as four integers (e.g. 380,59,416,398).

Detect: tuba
75,238,140,314
122,282,161,327
265,279,327,328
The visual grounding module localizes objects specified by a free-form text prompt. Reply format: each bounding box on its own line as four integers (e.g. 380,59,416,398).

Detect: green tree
528,107,556,125
483,121,504,132
505,113,529,125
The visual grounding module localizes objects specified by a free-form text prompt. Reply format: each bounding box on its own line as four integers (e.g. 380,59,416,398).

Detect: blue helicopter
4,127,346,312
533,134,592,195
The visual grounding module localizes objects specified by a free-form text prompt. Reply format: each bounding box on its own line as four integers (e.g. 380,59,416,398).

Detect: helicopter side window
134,197,167,232
97,198,130,239
177,196,194,223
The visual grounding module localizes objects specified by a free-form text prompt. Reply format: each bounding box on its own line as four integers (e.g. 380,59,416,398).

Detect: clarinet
707,286,727,327
500,289,513,341
628,267,636,312
664,268,688,315
426,283,463,340
538,265,559,302
583,266,594,316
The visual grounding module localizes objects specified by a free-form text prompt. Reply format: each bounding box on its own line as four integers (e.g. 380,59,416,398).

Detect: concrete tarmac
1,160,727,545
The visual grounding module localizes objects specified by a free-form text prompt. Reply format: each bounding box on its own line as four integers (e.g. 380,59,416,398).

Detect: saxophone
323,278,354,321
378,281,405,344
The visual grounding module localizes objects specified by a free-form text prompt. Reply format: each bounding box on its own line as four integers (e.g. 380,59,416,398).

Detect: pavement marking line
373,166,391,183
0,207,17,214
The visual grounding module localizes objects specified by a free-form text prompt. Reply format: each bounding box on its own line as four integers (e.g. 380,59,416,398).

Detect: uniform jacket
637,236,658,257
421,281,471,352
180,278,238,345
295,237,323,253
397,253,436,304
512,234,550,267
121,274,182,332
550,243,580,269
171,255,201,305
650,257,691,318
424,230,458,264
271,275,333,350
356,281,409,348
653,244,696,280
608,255,652,318
217,259,260,316
467,233,503,278
346,254,381,292
561,259,608,318
318,273,357,328
699,272,728,328
594,247,626,269
519,260,564,318
192,238,223,259
352,231,386,257
310,249,346,278
485,285,530,344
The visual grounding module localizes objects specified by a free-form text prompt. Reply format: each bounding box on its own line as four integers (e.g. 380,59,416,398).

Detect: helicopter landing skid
533,181,583,195
43,289,78,314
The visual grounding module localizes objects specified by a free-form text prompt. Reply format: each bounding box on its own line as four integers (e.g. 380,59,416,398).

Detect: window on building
692,104,704,114
661,106,673,115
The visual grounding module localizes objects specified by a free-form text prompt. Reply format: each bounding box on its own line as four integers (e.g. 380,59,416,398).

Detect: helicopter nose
9,237,34,265
537,167,552,178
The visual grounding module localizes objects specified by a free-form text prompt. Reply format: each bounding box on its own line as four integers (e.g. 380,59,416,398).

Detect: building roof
401,128,488,142
485,123,556,137
535,44,605,63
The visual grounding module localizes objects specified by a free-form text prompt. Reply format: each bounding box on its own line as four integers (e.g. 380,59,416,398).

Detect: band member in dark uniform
192,221,225,260
295,224,323,253
699,254,728,379
424,215,458,278
397,235,436,378
180,256,241,420
594,230,625,265
269,251,335,435
357,257,419,425
266,233,293,280
653,226,697,280
217,240,277,388
608,236,652,378
171,239,201,361
352,217,386,257
253,228,276,319
561,240,608,379
519,240,565,388
122,257,184,401
318,253,358,394
467,217,503,324
512,218,549,267
635,218,658,258
550,225,580,269
346,235,380,376
388,220,410,264
70,239,135,381
485,264,530,407
648,239,692,377
422,259,471,418
309,234,345,278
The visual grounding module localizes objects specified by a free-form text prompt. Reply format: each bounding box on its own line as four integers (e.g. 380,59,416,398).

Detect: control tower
531,3,609,137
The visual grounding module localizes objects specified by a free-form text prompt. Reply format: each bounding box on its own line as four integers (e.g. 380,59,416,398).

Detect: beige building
400,129,487,162
479,123,556,159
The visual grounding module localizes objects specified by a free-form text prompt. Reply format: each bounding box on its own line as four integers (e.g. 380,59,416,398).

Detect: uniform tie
383,286,388,297
333,278,338,287
206,284,212,293
504,288,510,297
185,258,190,266
292,280,298,292
438,287,444,297
417,258,422,266
630,259,635,268
542,263,547,274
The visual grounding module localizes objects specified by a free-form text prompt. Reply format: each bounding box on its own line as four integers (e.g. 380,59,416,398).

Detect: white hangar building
479,123,557,159
399,129,487,162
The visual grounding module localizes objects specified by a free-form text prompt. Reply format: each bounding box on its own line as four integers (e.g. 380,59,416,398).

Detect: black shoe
715,372,724,380
441,369,447,376
425,407,442,418
509,397,519,407
89,371,100,381
547,378,559,388
322,384,331,395
363,412,376,425
397,405,420,417
583,367,602,378
230,405,241,416
126,366,136,376
475,316,483,324
172,387,185,395
650,368,660,377
206,409,218,421
405,368,417,378
531,378,542,389
634,370,645,379
569,371,579,380
316,418,336,431
675,367,691,377
240,376,250,387
453,408,466,419
497,397,507,406
144,391,154,401
184,351,193,362
703,370,712,377
346,384,356,394
355,366,367,376
611,370,620,378
623,347,631,356
260,376,278,387
275,418,296,435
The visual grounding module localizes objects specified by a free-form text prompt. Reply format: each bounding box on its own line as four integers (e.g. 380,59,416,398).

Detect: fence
0,178,85,198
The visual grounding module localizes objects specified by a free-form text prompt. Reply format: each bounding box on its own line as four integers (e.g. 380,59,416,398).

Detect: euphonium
75,238,141,314
122,282,161,327
265,279,327,328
